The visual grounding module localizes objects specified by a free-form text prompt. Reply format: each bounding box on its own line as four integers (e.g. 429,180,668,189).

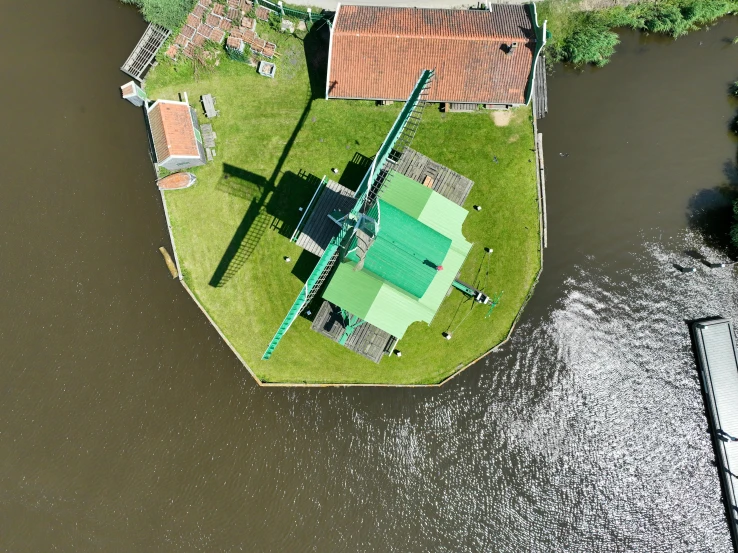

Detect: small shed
145,100,206,171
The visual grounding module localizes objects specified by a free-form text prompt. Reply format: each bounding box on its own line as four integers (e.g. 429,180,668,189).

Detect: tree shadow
339,152,373,192
686,183,737,256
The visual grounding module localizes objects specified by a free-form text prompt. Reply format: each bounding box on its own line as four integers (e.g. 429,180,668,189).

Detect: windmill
262,70,434,360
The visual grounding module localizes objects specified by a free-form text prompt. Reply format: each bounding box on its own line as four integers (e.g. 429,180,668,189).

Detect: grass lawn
145,27,541,385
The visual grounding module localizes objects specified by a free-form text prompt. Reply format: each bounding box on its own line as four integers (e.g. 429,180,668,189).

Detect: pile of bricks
166,0,258,60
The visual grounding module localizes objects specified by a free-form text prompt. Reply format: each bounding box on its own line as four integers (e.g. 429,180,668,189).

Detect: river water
2,1,738,550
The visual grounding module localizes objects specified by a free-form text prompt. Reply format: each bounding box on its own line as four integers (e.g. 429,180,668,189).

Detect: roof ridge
334,32,533,43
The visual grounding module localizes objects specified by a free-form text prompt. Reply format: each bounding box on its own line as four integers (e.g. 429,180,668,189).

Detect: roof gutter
325,3,340,99
523,2,548,106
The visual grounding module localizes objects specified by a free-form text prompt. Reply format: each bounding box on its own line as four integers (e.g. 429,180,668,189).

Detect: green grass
145,31,541,384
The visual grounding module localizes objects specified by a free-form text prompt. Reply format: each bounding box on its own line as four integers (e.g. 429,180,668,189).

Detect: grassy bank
540,0,738,66
145,29,540,384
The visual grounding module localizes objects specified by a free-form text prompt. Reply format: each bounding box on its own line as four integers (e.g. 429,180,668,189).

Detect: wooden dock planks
311,301,394,363
394,148,474,207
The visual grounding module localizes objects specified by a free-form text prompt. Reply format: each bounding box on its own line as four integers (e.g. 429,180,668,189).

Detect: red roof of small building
328,5,537,105
147,101,200,161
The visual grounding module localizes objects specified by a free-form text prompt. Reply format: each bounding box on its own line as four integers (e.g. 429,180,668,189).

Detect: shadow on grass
216,165,268,200
269,170,323,239
291,249,319,283
339,152,373,192
209,25,342,288
303,24,330,100
209,199,271,287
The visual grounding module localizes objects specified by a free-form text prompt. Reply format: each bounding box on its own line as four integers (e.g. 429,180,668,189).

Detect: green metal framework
254,0,328,22
524,3,548,105
338,309,365,345
261,69,434,360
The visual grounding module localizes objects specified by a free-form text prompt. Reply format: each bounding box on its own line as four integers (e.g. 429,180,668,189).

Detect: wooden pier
533,55,548,120
692,317,738,551
121,23,170,81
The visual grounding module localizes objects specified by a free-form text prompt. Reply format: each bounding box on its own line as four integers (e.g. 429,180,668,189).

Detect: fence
254,0,327,22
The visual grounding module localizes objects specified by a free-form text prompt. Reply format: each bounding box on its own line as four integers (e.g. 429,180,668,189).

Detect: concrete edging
158,110,547,388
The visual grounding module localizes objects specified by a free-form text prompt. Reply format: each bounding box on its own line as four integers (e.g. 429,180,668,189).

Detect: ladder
388,73,433,163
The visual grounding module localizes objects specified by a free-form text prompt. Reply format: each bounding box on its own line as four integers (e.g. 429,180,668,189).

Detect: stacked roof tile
327,5,538,105
166,0,276,59
168,0,278,61
211,27,225,43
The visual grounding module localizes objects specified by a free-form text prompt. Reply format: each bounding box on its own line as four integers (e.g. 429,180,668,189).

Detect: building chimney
506,42,518,56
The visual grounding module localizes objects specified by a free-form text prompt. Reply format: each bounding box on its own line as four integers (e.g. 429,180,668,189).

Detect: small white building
145,99,206,171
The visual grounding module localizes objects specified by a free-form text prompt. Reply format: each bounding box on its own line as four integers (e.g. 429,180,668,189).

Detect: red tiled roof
227,7,240,20
256,6,270,20
147,101,200,161
175,33,188,46
193,4,205,18
212,3,225,16
206,13,220,27
121,83,134,96
328,5,537,104
197,23,213,37
187,13,200,28
241,0,252,11
199,0,212,7
192,32,206,46
219,18,232,31
227,0,239,8
183,43,196,58
165,44,178,59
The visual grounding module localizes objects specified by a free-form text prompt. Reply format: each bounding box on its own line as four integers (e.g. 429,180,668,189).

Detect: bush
563,16,620,66
541,0,738,66
121,0,197,30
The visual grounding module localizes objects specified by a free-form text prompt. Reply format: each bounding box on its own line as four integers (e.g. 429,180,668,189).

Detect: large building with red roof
326,4,547,107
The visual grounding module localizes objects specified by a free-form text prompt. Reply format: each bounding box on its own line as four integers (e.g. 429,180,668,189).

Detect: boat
157,172,196,190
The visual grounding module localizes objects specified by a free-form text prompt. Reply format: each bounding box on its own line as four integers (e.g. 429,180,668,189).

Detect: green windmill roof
323,171,472,338
345,200,450,298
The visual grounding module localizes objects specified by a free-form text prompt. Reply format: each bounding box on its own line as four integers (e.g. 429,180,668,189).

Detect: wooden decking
295,180,355,256
121,23,171,81
392,148,474,206
200,123,216,148
311,301,395,364
533,55,548,120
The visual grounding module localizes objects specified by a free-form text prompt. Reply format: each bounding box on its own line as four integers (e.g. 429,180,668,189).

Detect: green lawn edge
145,30,541,385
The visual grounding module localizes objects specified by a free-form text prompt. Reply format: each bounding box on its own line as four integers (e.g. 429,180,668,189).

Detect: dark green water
1,2,737,550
